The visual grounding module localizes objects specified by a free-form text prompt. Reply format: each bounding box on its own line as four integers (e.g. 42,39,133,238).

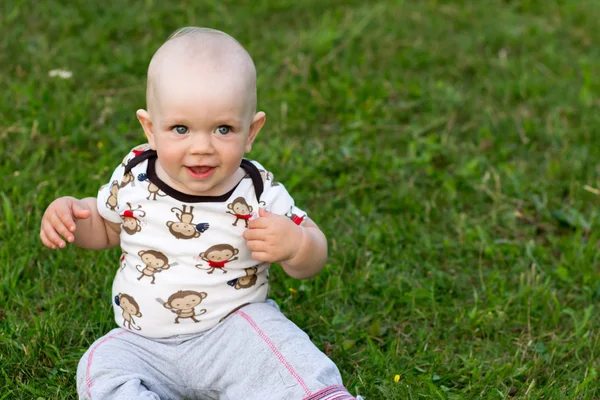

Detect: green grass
1,0,600,398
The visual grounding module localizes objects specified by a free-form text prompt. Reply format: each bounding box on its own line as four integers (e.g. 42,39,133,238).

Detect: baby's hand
243,208,303,264
40,196,92,249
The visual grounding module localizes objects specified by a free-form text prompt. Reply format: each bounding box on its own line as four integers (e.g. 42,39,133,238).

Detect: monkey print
260,169,280,187
130,144,150,159
137,172,166,201
131,143,150,157
195,244,239,274
163,290,207,324
285,206,305,226
146,181,166,200
105,181,119,210
119,171,135,188
119,251,128,272
167,205,209,239
242,169,279,187
227,266,258,290
115,293,142,331
226,197,253,228
121,203,146,235
121,144,151,167
136,250,174,284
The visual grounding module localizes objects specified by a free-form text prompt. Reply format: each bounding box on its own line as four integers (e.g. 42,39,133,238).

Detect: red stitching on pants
234,310,311,397
85,329,129,399
302,384,355,400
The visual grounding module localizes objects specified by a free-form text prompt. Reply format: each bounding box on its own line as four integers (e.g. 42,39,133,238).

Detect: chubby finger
72,202,92,220
51,213,75,243
250,251,271,263
258,208,273,218
40,229,57,249
51,206,75,231
42,220,67,248
247,217,270,229
246,240,267,252
242,228,265,241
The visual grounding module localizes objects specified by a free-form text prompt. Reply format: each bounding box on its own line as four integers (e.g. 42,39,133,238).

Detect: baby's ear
136,109,156,149
245,111,266,153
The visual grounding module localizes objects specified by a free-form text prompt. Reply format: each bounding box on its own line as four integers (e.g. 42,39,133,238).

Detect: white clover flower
48,69,73,79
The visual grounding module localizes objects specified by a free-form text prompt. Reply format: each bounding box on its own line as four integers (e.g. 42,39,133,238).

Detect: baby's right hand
40,196,92,249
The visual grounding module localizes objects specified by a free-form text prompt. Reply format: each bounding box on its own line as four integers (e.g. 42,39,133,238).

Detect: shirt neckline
146,155,246,203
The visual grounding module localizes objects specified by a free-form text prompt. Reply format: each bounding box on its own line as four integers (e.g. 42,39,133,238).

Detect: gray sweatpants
77,300,355,400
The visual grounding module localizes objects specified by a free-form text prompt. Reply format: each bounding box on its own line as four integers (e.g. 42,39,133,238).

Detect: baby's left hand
243,208,303,263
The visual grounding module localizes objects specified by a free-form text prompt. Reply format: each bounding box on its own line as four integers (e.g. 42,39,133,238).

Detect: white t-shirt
97,144,307,338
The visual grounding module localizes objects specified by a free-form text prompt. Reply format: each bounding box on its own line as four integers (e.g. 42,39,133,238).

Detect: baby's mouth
188,166,213,174
186,165,216,179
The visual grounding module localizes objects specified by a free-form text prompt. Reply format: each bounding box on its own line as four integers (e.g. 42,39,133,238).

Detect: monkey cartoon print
195,244,239,274
145,181,166,201
167,205,209,239
105,181,119,210
136,172,166,200
119,171,135,189
163,290,207,324
226,197,253,228
136,250,173,284
121,203,146,235
115,293,142,331
227,267,258,290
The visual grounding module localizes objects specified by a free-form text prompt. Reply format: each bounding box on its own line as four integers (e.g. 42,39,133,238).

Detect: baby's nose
189,133,215,154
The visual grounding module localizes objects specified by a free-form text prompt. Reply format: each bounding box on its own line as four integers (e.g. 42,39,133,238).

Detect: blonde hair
168,26,228,40
146,27,257,117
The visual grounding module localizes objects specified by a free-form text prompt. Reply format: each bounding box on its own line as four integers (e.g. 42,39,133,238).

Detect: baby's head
146,27,258,122
136,27,266,196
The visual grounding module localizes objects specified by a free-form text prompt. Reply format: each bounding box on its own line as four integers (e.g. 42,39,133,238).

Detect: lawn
1,0,600,398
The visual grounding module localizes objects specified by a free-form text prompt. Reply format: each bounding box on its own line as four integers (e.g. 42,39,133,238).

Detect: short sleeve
259,170,308,226
97,162,126,223
97,144,151,223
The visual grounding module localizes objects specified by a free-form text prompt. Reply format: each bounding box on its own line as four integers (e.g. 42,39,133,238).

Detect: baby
40,27,358,400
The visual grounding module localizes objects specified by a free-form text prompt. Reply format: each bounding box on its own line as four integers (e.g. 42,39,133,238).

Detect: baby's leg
76,328,182,400
179,300,356,400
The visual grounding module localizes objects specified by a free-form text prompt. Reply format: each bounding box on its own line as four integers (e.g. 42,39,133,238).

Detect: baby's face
144,64,261,197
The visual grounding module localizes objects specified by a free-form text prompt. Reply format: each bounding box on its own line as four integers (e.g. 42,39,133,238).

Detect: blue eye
215,125,231,135
172,125,188,135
